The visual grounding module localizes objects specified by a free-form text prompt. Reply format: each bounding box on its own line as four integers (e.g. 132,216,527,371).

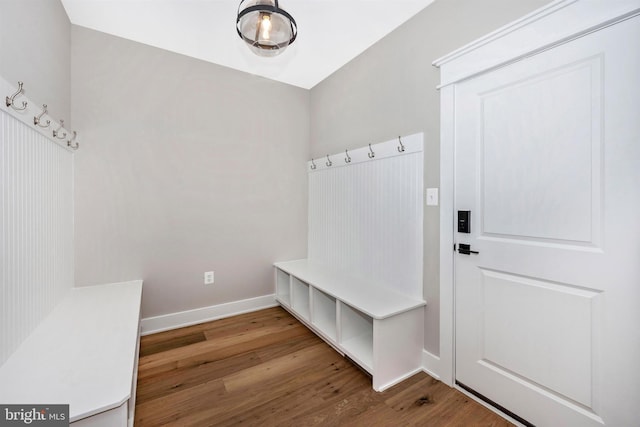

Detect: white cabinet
274,259,425,391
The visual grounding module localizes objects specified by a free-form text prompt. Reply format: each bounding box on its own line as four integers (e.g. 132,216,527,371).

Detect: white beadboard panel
0,108,74,366
308,134,423,300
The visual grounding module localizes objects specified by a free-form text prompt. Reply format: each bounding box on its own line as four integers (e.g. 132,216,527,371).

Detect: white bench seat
274,259,425,391
0,280,143,426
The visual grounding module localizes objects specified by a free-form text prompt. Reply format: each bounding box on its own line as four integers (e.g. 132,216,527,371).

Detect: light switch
426,188,439,206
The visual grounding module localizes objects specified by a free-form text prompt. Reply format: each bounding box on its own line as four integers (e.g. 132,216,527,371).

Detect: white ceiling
61,0,435,89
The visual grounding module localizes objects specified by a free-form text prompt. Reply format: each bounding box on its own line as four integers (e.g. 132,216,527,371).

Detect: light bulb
260,14,272,40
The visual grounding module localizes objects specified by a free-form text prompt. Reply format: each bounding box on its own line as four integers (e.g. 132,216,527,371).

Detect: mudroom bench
0,280,143,426
274,259,425,391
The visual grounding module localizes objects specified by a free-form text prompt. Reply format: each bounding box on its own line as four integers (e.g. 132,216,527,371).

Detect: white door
454,15,640,427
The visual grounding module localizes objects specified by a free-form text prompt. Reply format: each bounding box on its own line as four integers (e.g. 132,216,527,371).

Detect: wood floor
135,307,513,426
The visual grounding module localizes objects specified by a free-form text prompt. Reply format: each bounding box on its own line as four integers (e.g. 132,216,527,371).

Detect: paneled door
454,15,640,427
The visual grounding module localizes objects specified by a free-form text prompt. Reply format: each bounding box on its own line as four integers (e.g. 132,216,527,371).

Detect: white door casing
435,1,640,426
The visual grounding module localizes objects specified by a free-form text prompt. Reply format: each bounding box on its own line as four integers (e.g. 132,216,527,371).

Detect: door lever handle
458,243,479,255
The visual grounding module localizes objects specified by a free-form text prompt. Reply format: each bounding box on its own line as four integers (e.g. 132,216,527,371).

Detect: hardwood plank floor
135,307,513,426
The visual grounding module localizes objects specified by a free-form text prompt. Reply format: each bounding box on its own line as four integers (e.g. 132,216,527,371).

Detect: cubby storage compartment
339,302,374,372
275,268,291,306
291,277,310,321
311,288,337,341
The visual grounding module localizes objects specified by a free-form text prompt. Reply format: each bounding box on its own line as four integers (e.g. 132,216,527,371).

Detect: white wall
71,26,309,318
1,0,554,350
309,0,551,355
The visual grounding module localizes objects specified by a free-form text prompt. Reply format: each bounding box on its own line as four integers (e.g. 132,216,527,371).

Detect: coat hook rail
53,119,67,140
6,81,27,111
3,78,77,150
34,104,51,128
307,134,420,172
67,131,79,150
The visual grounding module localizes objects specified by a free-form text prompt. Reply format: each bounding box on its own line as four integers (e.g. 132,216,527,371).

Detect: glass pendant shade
236,0,297,57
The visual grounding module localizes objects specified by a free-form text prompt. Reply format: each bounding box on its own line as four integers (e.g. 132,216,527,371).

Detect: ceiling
61,0,435,89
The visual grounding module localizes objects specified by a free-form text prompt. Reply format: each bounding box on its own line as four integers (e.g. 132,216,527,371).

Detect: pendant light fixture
236,0,297,57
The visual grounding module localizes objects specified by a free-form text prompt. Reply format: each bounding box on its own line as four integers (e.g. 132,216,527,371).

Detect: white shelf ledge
274,259,425,320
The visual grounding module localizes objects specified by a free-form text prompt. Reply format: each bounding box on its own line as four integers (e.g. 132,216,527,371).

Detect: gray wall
0,0,71,123
1,0,551,352
309,0,550,355
71,26,309,318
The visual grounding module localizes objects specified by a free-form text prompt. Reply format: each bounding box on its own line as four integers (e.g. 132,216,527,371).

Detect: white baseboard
141,294,278,335
377,367,424,392
422,349,441,380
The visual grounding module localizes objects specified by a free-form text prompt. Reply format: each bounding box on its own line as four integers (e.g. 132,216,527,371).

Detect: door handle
458,243,479,255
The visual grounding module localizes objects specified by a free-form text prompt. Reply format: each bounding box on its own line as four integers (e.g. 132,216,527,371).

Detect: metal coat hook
6,81,27,111
368,144,375,159
397,136,405,152
53,119,66,140
344,149,351,163
326,154,332,167
67,131,79,150
310,158,317,170
34,104,51,128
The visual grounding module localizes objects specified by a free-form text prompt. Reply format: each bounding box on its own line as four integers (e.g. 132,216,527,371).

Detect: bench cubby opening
339,303,374,372
311,288,337,341
275,268,291,307
291,276,310,321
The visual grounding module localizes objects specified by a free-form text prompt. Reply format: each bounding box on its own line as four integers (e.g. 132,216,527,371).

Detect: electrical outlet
204,271,214,285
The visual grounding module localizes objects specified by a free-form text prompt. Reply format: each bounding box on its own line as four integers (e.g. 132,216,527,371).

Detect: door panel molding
478,56,603,246
478,268,600,407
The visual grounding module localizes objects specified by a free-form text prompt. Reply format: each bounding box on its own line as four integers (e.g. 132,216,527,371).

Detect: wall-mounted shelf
274,259,425,391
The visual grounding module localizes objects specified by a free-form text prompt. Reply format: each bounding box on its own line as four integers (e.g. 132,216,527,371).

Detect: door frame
433,0,640,387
